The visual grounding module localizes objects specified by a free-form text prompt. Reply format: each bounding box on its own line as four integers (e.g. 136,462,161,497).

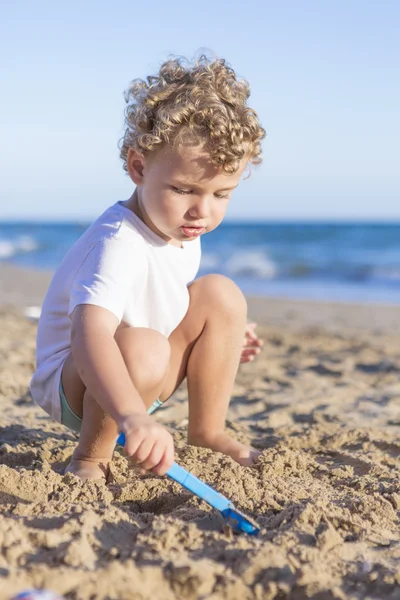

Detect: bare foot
64,457,110,481
188,431,261,467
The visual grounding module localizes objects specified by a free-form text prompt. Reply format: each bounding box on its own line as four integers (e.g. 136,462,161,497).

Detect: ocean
1,221,399,304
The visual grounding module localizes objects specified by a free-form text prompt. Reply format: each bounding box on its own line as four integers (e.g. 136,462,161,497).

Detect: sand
0,265,399,600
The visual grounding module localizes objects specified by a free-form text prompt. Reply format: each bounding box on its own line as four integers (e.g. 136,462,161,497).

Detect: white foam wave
0,241,16,258
200,253,220,270
224,251,277,279
17,235,38,252
372,266,400,281
0,236,39,259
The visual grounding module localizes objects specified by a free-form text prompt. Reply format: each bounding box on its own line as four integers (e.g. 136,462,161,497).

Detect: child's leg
62,327,171,479
161,274,260,466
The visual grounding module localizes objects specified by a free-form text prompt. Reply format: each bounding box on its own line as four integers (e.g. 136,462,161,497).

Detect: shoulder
89,203,148,253
67,204,148,281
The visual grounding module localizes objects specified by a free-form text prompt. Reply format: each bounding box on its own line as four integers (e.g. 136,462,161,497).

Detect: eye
215,193,230,199
171,186,191,195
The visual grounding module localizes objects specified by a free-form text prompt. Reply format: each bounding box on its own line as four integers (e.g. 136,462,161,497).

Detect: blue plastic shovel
117,432,259,536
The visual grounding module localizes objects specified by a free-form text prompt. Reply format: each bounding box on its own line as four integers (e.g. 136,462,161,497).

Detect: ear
127,149,145,184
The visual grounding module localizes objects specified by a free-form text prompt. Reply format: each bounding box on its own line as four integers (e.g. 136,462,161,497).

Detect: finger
243,331,258,343
241,347,261,357
245,323,264,345
250,449,262,463
240,353,256,363
245,331,261,343
243,336,262,348
240,356,254,364
241,348,256,357
123,432,145,459
152,441,174,476
245,322,257,333
132,437,156,465
135,466,147,476
138,442,164,472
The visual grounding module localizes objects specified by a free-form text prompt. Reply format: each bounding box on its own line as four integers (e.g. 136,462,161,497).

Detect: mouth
180,226,205,237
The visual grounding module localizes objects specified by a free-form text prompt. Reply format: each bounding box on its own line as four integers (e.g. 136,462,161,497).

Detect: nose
188,195,211,219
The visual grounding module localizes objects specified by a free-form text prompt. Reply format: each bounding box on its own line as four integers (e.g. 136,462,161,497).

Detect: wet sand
0,265,399,599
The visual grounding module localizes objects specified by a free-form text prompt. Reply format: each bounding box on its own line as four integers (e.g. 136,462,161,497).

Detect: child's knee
193,274,247,318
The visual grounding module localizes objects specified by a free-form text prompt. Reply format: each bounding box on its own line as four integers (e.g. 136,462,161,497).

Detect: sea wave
371,266,400,281
224,251,277,278
200,250,277,279
0,236,39,259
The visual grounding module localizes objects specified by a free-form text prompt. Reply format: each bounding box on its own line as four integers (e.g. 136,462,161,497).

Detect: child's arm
71,303,147,420
70,304,174,474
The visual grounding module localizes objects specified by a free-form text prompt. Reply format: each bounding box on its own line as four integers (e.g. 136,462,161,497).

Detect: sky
1,0,399,221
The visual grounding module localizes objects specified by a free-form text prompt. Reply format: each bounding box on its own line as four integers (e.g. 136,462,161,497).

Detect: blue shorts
59,379,163,434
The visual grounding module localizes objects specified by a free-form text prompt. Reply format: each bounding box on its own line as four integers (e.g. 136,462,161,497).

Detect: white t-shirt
30,201,201,422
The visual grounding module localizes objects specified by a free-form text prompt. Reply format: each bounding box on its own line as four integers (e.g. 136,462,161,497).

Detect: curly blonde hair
119,55,266,175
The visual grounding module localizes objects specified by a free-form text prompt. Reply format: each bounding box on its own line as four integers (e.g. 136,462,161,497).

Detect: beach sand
0,265,399,599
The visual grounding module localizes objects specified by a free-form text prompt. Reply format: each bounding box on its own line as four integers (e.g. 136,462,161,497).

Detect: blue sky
1,0,399,221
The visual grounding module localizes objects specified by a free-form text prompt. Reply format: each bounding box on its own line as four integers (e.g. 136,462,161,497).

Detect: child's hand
240,322,263,363
119,414,175,476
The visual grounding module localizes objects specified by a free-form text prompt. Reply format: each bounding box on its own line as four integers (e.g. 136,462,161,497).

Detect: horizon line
1,217,400,225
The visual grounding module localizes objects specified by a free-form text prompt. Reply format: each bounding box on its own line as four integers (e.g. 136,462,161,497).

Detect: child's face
126,144,248,245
